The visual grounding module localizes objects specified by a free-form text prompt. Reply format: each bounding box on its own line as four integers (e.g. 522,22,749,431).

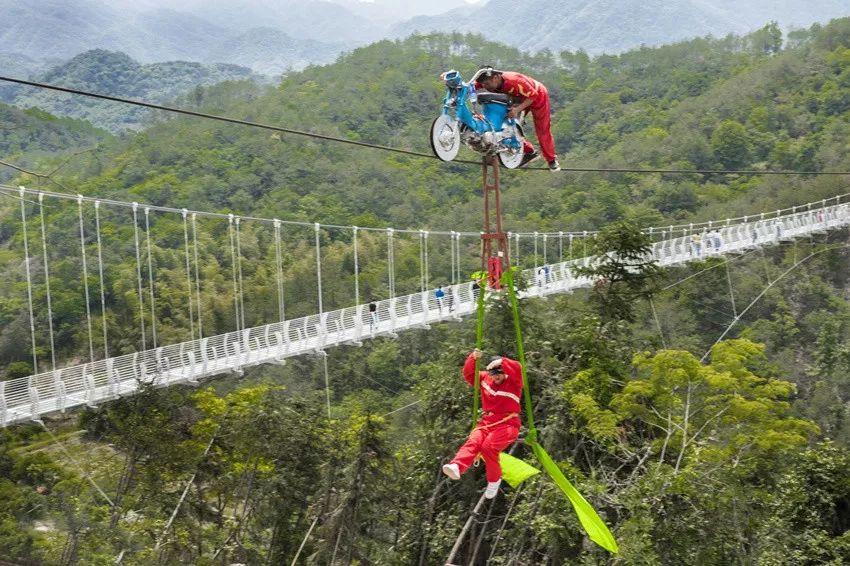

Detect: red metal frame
480,156,510,288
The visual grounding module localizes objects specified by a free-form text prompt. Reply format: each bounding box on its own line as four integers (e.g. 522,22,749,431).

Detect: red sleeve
499,357,524,394
463,354,481,386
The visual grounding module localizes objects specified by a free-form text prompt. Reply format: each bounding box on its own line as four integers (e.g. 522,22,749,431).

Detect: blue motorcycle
430,69,527,168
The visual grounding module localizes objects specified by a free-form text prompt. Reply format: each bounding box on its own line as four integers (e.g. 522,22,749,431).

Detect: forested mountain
1,19,850,564
0,103,111,182
0,49,260,132
392,0,850,54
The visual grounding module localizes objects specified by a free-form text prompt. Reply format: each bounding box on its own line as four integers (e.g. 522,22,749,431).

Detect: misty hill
208,27,343,76
171,0,383,46
2,0,847,77
1,50,259,132
392,0,850,54
0,0,351,75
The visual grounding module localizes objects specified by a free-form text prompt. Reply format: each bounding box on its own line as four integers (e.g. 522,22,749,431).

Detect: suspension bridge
1,182,848,426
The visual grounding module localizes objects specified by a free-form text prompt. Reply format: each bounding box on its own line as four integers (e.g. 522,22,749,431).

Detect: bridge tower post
480,156,510,288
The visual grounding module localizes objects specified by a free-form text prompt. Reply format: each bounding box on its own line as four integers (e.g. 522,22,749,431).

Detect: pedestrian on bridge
435,285,446,312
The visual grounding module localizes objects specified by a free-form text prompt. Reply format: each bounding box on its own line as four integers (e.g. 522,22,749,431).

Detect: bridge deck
2,202,848,426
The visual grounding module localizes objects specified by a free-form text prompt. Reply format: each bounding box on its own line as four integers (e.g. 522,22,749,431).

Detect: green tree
710,120,753,169
574,220,661,323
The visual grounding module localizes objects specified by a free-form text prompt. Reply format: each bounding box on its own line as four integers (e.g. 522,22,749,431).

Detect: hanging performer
474,66,560,171
442,348,523,499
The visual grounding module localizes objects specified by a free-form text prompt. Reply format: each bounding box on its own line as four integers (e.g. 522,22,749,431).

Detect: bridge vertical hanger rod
449,230,457,285
19,187,38,373
419,230,425,292
39,193,57,371
534,232,539,276
274,219,285,322
228,214,241,333
235,217,246,331
95,201,109,357
559,231,564,263
315,223,324,315
78,196,95,363
423,231,430,290
352,226,360,307
515,232,520,267
132,203,147,351
191,213,204,338
456,232,463,284
144,208,158,348
480,156,510,288
182,209,195,342
387,228,395,298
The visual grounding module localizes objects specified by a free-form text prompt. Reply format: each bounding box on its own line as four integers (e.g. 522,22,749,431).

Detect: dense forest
1,17,850,564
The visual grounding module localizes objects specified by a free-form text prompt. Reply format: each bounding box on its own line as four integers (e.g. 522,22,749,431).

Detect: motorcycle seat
476,92,511,105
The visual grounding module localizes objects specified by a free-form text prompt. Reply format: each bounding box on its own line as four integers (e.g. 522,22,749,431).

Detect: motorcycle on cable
430,68,527,168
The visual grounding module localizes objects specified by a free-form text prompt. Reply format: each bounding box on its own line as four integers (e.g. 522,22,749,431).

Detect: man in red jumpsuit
474,67,560,171
442,349,523,499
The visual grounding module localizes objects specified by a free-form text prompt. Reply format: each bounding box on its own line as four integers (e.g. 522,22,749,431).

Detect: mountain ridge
1,0,847,75
1,49,260,132
391,0,850,54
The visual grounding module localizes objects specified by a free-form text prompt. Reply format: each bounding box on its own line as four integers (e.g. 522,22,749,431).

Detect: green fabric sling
502,267,618,554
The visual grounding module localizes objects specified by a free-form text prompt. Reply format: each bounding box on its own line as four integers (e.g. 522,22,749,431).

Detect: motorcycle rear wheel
430,115,460,161
498,148,525,169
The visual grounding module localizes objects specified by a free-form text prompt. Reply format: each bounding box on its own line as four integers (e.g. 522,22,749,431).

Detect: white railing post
200,338,209,375
0,381,6,426
186,351,198,384
274,332,285,363
54,371,66,413
319,314,329,350
106,358,118,397
85,370,97,408
421,291,429,325
389,298,398,333
28,377,40,421
354,305,364,341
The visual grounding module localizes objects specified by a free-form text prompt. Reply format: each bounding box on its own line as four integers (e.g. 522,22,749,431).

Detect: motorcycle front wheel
430,115,460,161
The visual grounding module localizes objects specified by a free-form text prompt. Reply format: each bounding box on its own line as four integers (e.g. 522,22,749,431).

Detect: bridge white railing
2,201,849,426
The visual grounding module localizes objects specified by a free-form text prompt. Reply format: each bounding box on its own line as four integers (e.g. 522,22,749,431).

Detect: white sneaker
484,479,502,499
442,463,460,480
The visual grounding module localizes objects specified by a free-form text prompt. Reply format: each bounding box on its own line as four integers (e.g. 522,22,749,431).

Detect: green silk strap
472,275,486,430
531,442,620,553
502,269,536,431
498,452,541,488
503,268,619,554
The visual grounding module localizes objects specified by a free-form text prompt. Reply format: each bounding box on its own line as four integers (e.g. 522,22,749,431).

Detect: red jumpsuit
450,354,523,482
475,71,557,163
